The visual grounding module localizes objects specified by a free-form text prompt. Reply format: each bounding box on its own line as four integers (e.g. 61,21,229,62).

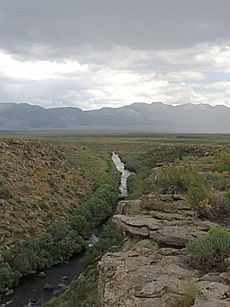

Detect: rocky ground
98,195,230,306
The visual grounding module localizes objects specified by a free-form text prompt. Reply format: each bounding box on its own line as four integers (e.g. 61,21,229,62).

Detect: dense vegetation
0,153,120,293
154,150,230,219
119,144,217,199
44,221,123,307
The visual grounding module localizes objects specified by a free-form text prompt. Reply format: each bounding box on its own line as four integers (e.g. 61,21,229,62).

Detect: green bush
0,182,12,200
156,163,197,193
218,150,230,173
0,163,120,294
119,144,211,199
82,220,123,267
44,220,123,307
186,228,230,272
200,172,230,191
0,263,15,292
146,161,229,219
186,172,230,219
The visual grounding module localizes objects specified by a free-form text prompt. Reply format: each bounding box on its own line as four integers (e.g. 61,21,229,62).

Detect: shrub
172,283,199,307
82,220,123,267
200,172,230,191
0,263,15,292
218,150,230,173
44,220,123,307
186,228,230,272
0,182,12,200
186,179,209,209
156,163,197,193
186,172,230,219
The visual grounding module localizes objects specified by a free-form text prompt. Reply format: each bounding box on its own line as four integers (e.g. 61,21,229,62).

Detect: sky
0,0,230,110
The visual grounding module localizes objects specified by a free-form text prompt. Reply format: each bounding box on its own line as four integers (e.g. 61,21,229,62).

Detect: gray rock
38,271,46,278
44,283,54,291
4,288,14,297
98,193,230,307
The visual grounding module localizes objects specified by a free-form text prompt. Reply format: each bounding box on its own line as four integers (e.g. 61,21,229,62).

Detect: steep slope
0,141,93,251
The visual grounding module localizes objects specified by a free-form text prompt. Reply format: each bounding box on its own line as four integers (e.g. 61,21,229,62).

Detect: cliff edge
98,195,230,306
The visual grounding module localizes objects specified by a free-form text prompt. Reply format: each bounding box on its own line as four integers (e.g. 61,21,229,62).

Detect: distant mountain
0,102,230,133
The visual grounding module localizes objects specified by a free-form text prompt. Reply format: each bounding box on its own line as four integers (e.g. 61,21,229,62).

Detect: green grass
0,131,230,145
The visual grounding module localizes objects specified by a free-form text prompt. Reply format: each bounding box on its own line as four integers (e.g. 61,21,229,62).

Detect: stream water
111,152,133,198
1,153,132,307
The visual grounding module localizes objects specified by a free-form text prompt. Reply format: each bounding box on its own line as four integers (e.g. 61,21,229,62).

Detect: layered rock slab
98,245,199,307
98,195,230,306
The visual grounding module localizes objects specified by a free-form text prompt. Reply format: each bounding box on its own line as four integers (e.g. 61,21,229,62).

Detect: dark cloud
0,0,230,109
0,0,230,59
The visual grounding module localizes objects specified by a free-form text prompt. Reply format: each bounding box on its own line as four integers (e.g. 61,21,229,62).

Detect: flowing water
112,152,133,198
1,153,133,307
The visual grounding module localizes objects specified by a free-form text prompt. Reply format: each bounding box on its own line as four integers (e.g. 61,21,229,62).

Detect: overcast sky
0,0,230,109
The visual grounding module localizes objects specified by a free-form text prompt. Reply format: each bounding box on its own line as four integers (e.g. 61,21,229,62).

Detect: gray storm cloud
0,0,230,58
0,0,230,109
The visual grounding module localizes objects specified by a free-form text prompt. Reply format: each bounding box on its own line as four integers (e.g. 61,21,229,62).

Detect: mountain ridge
0,102,229,133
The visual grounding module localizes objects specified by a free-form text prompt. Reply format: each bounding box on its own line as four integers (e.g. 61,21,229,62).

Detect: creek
1,153,132,307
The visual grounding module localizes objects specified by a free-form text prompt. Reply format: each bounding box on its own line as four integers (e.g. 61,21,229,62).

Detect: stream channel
1,152,133,307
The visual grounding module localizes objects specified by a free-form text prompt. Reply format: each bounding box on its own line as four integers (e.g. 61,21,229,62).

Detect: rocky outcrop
98,245,197,306
98,194,230,306
114,194,221,247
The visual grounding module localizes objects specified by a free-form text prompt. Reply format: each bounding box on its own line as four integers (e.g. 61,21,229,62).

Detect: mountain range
0,102,230,133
